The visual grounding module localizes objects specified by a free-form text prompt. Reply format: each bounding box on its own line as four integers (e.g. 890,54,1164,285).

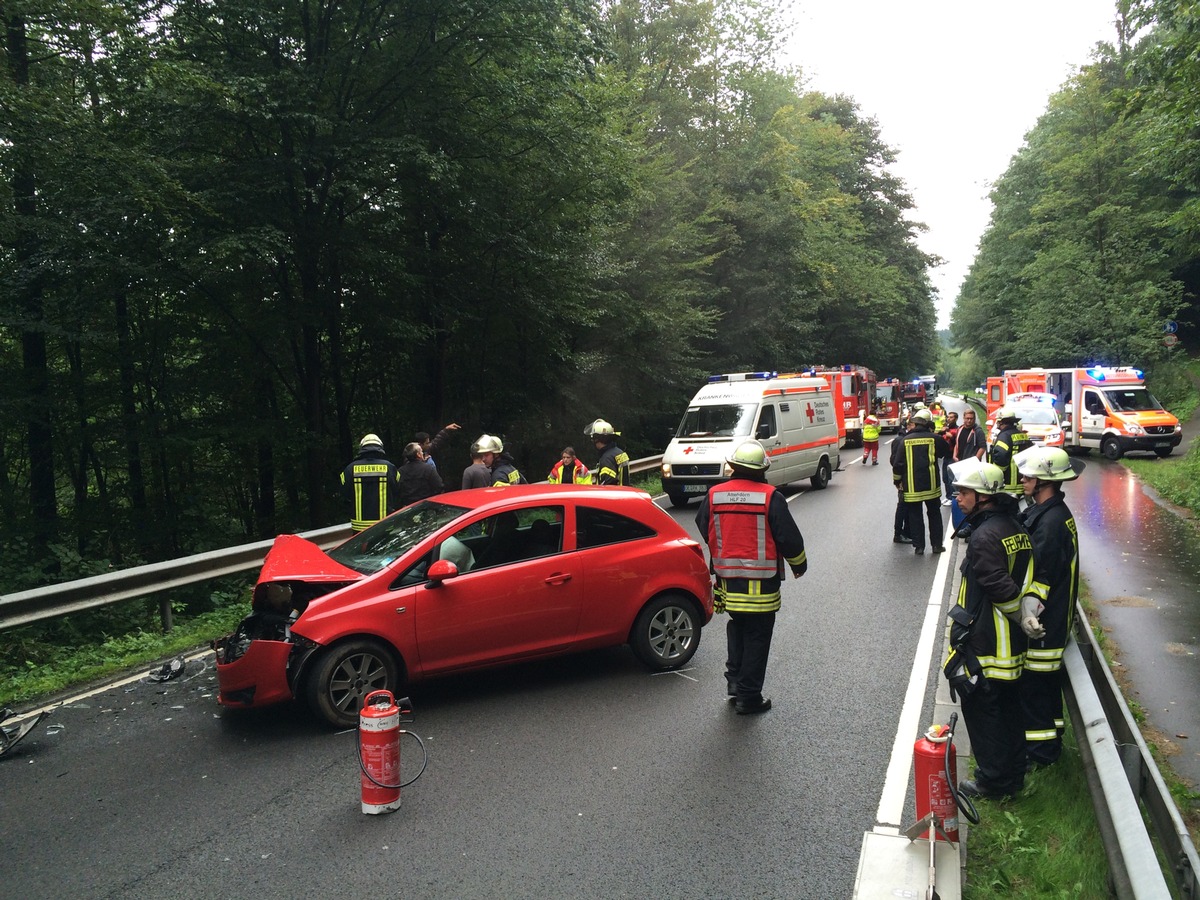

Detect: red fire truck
801,365,877,447
874,378,903,432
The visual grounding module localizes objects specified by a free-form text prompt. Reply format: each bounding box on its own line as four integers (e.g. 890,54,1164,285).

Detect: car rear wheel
810,458,832,490
307,639,400,728
1101,437,1123,461
630,593,702,670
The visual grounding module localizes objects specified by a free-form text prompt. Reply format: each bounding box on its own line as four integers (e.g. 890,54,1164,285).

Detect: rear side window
755,404,778,439
576,506,655,550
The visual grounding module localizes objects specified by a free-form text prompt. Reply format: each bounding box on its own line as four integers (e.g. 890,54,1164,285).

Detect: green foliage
952,42,1187,376
964,724,1109,899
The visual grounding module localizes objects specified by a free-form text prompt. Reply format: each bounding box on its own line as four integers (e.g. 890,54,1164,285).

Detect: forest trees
1,0,939,581
951,15,1191,376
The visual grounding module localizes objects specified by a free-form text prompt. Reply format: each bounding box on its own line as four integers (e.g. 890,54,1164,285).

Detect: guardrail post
159,596,173,633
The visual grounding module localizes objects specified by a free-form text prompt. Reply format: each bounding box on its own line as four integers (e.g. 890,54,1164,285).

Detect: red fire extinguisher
914,722,960,842
359,690,403,814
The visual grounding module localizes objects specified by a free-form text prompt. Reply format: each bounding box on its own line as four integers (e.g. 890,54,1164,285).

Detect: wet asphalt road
2,451,945,900
1070,453,1200,786
3,410,1197,897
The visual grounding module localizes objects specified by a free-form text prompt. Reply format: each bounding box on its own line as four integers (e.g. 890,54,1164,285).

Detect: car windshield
876,385,899,401
1104,388,1162,412
328,500,469,574
1012,407,1058,425
676,404,757,437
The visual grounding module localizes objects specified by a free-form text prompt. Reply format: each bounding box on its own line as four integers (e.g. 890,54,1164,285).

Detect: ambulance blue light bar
708,371,776,383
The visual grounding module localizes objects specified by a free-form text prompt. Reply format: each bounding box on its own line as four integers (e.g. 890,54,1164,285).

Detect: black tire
630,593,702,670
1154,447,1173,458
810,458,832,490
1101,437,1123,461
307,639,400,728
668,491,693,509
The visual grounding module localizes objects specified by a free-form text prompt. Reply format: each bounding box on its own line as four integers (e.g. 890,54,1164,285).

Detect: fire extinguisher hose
357,728,428,790
945,712,980,825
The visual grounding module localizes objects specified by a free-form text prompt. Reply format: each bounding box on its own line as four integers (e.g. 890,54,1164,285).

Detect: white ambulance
660,372,841,508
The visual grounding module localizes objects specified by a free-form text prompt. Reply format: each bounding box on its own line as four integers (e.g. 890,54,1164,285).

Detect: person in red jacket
695,440,807,715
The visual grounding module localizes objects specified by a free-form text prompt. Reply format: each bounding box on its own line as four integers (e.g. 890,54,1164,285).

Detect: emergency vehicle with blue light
986,367,1181,459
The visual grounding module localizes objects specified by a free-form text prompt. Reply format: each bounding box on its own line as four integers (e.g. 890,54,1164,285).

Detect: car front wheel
1101,437,1123,461
307,639,400,728
630,593,702,670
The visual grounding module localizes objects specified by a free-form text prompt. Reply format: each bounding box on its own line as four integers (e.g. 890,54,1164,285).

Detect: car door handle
544,573,573,585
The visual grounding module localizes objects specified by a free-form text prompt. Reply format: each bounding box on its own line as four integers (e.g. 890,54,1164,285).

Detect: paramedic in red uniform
695,440,807,715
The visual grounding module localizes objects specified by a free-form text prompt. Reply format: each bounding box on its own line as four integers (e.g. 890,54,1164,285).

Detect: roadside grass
963,722,1108,899
0,585,250,709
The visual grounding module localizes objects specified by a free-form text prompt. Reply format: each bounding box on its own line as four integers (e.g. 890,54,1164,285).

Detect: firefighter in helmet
694,440,807,715
1015,445,1084,768
340,433,402,531
890,408,950,555
989,406,1030,495
475,434,527,487
585,418,630,486
942,457,1034,800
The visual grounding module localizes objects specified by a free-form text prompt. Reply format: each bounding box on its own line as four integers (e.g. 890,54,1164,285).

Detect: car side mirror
426,559,459,588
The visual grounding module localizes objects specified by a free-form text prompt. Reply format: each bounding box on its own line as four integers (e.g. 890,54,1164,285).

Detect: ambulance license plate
683,484,708,493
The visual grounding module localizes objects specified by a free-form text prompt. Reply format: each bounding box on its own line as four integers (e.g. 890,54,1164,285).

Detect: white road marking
875,537,953,828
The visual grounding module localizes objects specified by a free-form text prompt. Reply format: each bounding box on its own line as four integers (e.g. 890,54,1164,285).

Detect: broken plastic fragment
148,657,186,682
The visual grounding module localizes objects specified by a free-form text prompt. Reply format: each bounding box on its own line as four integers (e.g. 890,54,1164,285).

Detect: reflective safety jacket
694,478,807,613
1019,492,1078,673
890,424,949,502
490,455,528,488
944,500,1034,682
989,425,1031,494
548,458,592,485
594,443,630,486
340,449,402,531
862,420,881,442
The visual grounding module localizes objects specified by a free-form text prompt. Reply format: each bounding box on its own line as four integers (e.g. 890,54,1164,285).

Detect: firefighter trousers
905,497,944,551
959,678,1025,795
726,611,776,703
1019,668,1065,765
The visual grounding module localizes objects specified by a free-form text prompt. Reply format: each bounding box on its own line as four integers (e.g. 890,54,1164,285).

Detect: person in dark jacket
396,442,444,506
989,407,1031,495
585,418,630,486
415,423,461,474
340,433,402,531
891,409,950,555
943,457,1034,800
695,440,807,715
1015,445,1084,768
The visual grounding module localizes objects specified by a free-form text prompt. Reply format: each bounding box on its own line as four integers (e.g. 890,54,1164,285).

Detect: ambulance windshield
1104,388,1162,412
676,404,757,438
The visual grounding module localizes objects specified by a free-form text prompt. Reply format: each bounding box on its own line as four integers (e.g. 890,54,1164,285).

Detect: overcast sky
785,1,1121,329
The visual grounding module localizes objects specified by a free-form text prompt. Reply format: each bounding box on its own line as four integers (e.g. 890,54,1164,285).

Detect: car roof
432,484,655,514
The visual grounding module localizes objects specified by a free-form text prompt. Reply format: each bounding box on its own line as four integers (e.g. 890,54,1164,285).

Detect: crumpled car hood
256,533,363,585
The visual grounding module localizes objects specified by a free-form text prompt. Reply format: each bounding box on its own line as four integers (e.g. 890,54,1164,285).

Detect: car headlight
661,463,672,477
1176,424,1184,434
1046,430,1064,446
1124,422,1145,436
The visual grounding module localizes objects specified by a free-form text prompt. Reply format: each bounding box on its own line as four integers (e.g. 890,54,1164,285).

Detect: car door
1080,389,1106,449
411,504,583,675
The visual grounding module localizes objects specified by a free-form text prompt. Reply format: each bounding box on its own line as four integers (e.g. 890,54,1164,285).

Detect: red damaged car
215,485,714,726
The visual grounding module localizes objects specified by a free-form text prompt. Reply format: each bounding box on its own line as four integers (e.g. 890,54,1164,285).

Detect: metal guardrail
1068,602,1199,899
2,452,1196,896
0,523,355,632
0,456,664,632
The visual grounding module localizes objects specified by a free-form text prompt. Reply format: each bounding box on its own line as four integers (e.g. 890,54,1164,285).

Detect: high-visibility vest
707,482,780,581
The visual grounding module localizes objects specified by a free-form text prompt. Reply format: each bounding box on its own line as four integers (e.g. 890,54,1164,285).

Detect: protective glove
1020,595,1046,639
